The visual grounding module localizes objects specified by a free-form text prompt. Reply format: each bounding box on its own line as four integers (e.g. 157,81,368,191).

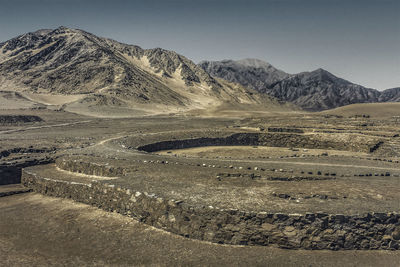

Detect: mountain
266,69,382,111
0,27,289,116
199,59,400,111
199,59,289,91
379,87,400,102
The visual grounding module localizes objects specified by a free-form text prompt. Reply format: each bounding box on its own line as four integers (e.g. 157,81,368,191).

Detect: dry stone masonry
137,132,378,154
19,130,400,250
22,168,400,250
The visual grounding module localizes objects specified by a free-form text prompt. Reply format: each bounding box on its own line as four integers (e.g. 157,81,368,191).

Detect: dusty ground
1,105,400,265
1,193,400,267
322,102,400,118
156,145,368,158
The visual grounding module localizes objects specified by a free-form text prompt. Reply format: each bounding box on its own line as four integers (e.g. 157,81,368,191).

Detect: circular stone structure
22,129,400,250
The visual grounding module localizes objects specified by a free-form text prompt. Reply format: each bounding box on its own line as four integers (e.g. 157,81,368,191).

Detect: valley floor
1,192,400,267
1,106,400,265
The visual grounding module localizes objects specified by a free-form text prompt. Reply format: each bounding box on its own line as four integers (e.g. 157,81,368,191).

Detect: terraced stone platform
22,129,400,250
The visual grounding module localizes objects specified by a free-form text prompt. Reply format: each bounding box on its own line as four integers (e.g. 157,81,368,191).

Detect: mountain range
0,27,289,116
199,59,400,111
0,27,398,114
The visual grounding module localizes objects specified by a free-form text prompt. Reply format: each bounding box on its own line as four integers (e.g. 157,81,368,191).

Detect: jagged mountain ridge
199,59,289,91
199,59,400,111
379,87,400,102
0,27,286,115
267,68,381,111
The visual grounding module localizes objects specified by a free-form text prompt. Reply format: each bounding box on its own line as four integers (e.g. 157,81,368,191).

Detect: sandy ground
20,92,87,106
322,102,400,118
1,192,400,267
156,146,368,158
1,107,400,265
0,91,38,110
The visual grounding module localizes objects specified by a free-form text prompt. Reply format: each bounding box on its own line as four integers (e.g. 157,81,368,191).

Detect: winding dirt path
0,120,92,134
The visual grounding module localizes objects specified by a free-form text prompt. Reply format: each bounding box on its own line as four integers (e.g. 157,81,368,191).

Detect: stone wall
137,133,374,153
0,147,54,159
56,158,125,177
0,158,53,185
267,127,304,133
0,115,43,124
22,168,400,250
0,167,21,185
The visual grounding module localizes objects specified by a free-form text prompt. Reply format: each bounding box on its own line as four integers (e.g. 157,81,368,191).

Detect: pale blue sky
0,0,398,90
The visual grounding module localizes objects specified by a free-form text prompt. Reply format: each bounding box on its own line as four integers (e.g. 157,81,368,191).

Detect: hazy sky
0,0,398,90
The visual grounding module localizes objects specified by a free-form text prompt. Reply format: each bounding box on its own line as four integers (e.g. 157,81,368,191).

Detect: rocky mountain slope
199,59,289,90
199,59,400,111
379,87,400,102
266,69,381,111
0,27,288,116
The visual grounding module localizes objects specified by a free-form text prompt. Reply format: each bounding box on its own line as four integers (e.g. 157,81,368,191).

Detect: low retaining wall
137,133,375,153
0,115,43,124
0,158,53,185
22,167,400,250
56,158,125,177
268,127,304,133
0,147,54,159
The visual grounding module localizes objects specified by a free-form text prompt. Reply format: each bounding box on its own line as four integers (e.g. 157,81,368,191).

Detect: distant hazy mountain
0,27,288,115
199,59,400,111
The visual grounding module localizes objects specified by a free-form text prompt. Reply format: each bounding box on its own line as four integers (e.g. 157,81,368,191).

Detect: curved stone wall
56,158,125,177
137,133,377,153
22,168,400,250
267,127,304,133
